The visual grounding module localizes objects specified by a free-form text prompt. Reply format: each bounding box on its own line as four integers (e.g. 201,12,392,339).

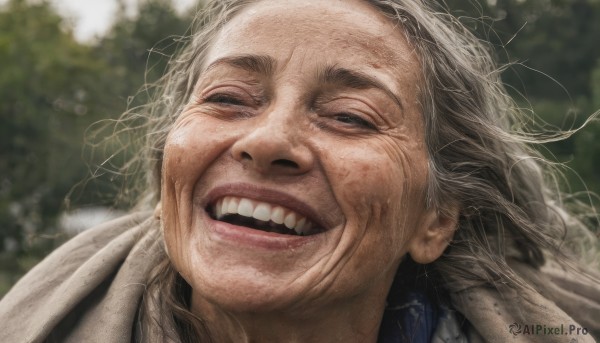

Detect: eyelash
202,93,246,106
333,112,377,130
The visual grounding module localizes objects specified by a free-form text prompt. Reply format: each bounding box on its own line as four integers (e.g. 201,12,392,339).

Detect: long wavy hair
119,0,599,341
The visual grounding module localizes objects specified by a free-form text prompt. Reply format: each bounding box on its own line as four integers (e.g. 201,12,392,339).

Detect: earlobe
154,201,162,220
408,205,459,264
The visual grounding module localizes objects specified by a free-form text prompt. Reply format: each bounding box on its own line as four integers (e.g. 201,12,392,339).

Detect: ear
407,205,459,264
154,201,162,220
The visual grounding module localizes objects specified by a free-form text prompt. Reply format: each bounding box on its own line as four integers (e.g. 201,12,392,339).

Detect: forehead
205,0,420,78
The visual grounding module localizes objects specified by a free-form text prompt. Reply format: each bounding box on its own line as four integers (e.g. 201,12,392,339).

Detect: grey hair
128,0,599,339
365,0,598,289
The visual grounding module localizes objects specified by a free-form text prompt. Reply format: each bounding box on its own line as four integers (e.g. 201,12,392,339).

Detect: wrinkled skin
159,0,458,341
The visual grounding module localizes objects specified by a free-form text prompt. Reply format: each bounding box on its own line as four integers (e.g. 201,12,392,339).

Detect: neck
190,292,387,343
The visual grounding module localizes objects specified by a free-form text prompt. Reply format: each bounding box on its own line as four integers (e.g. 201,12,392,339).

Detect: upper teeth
214,196,312,235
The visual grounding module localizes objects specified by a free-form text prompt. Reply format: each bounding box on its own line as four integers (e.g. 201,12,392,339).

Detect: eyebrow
203,54,404,111
318,65,404,111
204,54,276,76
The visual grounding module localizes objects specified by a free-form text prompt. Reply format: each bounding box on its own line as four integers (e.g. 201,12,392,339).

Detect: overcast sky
1,0,198,42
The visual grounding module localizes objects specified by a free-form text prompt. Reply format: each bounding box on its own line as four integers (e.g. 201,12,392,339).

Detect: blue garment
378,290,439,343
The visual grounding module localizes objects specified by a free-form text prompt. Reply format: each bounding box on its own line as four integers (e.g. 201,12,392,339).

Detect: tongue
221,214,297,235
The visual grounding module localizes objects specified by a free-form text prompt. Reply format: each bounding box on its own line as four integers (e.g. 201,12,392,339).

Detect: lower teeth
219,214,299,235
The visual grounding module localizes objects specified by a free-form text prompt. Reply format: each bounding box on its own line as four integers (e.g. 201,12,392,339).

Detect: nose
231,114,314,175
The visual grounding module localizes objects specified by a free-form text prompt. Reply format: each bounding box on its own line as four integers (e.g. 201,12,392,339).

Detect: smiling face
160,0,455,324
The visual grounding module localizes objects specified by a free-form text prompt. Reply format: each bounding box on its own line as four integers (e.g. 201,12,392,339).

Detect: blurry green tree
0,0,193,295
94,0,192,108
445,0,600,99
444,0,600,197
0,0,116,293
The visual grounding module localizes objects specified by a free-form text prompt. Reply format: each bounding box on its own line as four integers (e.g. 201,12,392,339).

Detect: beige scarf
0,213,598,342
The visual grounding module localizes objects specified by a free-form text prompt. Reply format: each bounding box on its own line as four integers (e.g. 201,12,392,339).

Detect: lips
204,185,326,237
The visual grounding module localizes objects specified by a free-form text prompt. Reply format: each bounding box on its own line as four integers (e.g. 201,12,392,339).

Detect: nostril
272,159,299,169
240,152,252,160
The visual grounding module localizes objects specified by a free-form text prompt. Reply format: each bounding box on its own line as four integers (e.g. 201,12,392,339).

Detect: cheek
161,122,204,225
162,116,221,182
160,115,232,273
329,137,429,243
161,112,238,200
160,141,196,275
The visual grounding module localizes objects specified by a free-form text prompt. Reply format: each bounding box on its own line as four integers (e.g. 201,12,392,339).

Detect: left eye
334,113,376,130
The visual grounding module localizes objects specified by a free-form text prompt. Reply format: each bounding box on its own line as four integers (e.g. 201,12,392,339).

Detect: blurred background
0,0,599,296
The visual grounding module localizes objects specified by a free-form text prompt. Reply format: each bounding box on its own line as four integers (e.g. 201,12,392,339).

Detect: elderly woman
1,0,599,342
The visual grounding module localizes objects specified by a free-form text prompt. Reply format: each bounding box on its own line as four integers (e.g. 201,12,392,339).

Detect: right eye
203,93,246,106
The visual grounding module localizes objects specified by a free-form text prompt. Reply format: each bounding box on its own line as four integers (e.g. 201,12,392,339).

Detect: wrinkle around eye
195,80,265,106
180,98,254,122
312,102,382,135
200,88,261,107
186,87,262,121
333,113,378,130
202,93,247,106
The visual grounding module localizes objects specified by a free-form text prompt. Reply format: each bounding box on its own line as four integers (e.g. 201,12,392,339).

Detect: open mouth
207,196,322,236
